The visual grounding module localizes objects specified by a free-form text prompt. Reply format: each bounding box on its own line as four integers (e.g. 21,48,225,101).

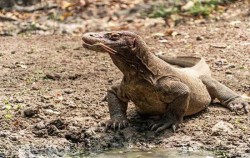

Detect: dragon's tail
158,55,211,77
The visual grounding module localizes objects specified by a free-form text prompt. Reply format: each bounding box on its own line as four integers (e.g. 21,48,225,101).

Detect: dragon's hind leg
200,75,249,114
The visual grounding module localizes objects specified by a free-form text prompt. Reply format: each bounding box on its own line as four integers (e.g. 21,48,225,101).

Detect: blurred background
0,0,249,36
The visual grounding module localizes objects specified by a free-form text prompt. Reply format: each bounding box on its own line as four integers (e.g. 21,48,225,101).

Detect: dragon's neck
109,45,160,83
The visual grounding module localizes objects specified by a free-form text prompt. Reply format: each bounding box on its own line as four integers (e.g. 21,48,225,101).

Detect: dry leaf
152,32,165,37
61,1,74,10
60,12,73,21
165,28,174,36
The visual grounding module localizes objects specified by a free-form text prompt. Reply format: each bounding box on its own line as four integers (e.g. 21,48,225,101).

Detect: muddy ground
0,4,250,158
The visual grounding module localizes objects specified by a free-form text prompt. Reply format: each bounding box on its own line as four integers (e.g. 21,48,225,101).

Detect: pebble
14,98,24,103
35,121,46,130
0,131,10,137
45,73,61,80
196,36,204,41
64,88,75,94
33,129,48,138
225,71,233,74
212,121,234,135
43,109,60,115
9,134,18,141
227,64,236,69
24,108,38,117
47,125,59,136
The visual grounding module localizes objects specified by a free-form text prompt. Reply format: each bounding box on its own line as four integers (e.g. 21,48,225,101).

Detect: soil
0,2,250,158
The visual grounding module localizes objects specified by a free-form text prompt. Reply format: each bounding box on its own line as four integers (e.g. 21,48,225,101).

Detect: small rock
215,59,228,66
35,121,46,130
227,64,236,69
14,98,24,103
159,39,168,43
67,126,79,131
54,94,64,103
64,88,75,94
19,64,28,69
47,125,59,136
24,108,38,117
0,131,10,137
42,95,53,100
33,129,48,138
49,119,66,130
68,74,81,80
42,104,54,109
171,31,179,37
37,113,46,120
152,32,164,37
74,96,81,100
31,85,40,90
229,20,241,28
181,1,194,11
225,71,233,75
196,36,204,41
212,121,234,135
65,132,84,143
121,127,136,140
43,109,60,115
44,73,61,80
63,101,77,108
9,134,18,141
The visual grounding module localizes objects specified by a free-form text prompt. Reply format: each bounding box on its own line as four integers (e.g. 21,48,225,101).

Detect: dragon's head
82,31,147,58
82,31,152,74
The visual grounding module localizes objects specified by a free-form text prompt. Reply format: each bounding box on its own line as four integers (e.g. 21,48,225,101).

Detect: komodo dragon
82,31,249,133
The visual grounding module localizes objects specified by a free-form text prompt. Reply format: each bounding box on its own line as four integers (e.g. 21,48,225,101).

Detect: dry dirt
0,9,250,158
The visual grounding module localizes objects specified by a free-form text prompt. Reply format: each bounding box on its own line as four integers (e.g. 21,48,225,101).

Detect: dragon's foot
226,97,249,114
103,118,129,130
149,117,180,133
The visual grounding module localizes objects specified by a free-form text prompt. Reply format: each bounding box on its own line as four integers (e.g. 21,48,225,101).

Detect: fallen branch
0,15,18,21
13,3,57,12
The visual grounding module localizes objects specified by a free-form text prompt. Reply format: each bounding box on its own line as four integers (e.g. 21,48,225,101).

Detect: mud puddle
65,148,214,158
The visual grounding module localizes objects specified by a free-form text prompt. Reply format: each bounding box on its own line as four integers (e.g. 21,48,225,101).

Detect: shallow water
86,148,214,158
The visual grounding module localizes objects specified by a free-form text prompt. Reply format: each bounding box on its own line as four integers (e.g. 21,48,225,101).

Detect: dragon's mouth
82,38,117,54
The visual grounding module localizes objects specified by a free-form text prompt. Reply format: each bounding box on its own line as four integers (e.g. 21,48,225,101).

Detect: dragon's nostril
90,34,94,37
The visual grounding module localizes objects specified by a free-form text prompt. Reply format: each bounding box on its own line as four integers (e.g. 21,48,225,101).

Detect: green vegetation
146,0,236,18
3,100,13,119
188,1,214,16
2,98,24,120
148,5,178,18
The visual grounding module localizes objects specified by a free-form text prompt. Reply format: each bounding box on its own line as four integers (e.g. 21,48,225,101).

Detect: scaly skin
82,31,249,133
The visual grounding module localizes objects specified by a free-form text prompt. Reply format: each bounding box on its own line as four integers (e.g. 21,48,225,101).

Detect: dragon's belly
122,73,211,116
185,80,211,115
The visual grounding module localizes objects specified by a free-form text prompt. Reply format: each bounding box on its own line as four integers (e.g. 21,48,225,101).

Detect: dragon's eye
108,33,121,41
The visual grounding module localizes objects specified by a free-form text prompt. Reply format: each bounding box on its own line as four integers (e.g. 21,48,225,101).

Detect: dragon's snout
82,32,117,54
